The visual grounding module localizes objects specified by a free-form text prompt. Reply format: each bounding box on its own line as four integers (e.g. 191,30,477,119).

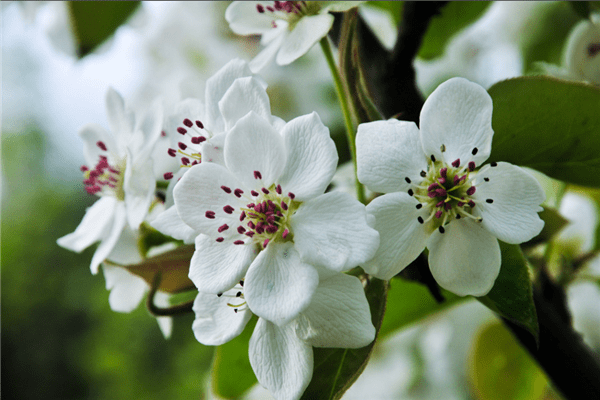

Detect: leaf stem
320,37,366,204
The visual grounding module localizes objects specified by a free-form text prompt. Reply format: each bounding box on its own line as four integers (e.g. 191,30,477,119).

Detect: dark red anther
221,185,232,194
181,157,190,165
466,186,476,195
256,4,264,12
275,184,282,194
288,192,295,200
468,200,476,208
80,165,89,172
262,187,269,194
234,240,245,245
245,231,255,237
281,201,288,210
240,211,246,221
435,210,443,218
444,202,452,211
178,142,187,150
452,159,460,167
247,221,256,229
218,224,229,233
177,127,187,134
440,168,447,178
237,226,246,234
196,120,204,129
234,189,244,198
282,228,289,239
254,171,262,180
192,160,199,166
263,238,269,248
205,211,216,219
216,237,224,242
266,215,275,224
183,118,193,127
266,225,278,234
167,148,177,157
164,172,173,180
468,161,476,172
223,205,235,214
428,183,439,191
251,190,259,197
96,141,107,151
435,188,447,197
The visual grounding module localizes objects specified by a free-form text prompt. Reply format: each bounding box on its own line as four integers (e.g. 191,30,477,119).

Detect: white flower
540,13,600,85
225,1,363,72
356,77,545,296
151,58,285,244
192,272,375,400
57,87,163,274
175,111,379,325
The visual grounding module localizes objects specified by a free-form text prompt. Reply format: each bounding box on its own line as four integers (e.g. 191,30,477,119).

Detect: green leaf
523,207,569,248
488,77,600,188
68,1,141,58
379,278,466,339
212,317,258,399
469,322,552,400
301,278,388,400
418,1,491,60
478,243,539,344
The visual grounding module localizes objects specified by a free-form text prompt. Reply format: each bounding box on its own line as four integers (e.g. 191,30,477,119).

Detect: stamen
177,127,187,134
97,141,107,151
276,184,282,194
418,216,424,224
183,118,193,128
431,155,436,162
439,226,445,233
167,148,177,157
254,171,262,179
164,172,173,180
405,177,411,184
262,187,269,194
263,239,269,248
288,192,295,200
416,204,423,209
216,237,224,242
218,224,229,233
408,189,414,196
466,186,476,196
221,185,232,194
472,147,479,155
251,190,259,196
223,205,235,214
196,120,204,129
491,162,497,167
484,177,490,182
234,189,244,198
205,211,215,219
234,240,245,245
178,142,187,150
468,161,476,172
486,199,494,204
452,159,460,168
420,170,427,178
237,226,246,234
256,4,264,12
240,211,246,221
282,228,289,239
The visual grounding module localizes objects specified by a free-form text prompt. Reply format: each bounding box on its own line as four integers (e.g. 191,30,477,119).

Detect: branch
501,268,600,399
357,1,447,123
146,273,194,317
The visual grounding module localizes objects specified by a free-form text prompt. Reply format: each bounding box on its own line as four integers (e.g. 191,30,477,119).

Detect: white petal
78,123,118,166
124,148,155,229
205,58,254,132
224,112,286,189
225,1,278,35
174,163,246,235
250,32,286,73
90,202,128,274
319,1,365,12
150,205,199,244
134,100,163,155
218,77,272,131
192,289,252,346
249,318,313,400
427,218,501,296
105,87,134,144
362,193,429,280
475,162,545,244
57,196,117,253
420,77,494,166
106,224,143,265
276,13,334,65
200,131,226,165
278,112,338,201
189,234,256,294
291,192,380,272
244,242,319,326
357,119,427,194
297,273,375,348
103,264,148,313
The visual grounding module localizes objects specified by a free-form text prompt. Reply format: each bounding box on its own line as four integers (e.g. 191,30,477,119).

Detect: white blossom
192,273,375,400
357,77,545,296
225,1,363,72
57,87,163,274
174,110,379,325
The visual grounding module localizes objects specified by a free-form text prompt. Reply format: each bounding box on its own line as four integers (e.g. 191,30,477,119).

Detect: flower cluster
56,6,551,400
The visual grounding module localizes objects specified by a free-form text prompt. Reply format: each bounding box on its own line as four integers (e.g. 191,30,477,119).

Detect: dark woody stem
146,273,194,317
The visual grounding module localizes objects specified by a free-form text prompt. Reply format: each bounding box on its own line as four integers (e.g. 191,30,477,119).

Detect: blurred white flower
226,1,362,72
193,272,375,400
357,77,545,296
57,87,163,274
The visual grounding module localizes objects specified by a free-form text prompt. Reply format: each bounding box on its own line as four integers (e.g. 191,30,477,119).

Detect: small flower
357,77,545,296
151,59,285,244
225,1,363,72
57,88,163,274
192,272,375,400
176,111,379,325
539,13,600,85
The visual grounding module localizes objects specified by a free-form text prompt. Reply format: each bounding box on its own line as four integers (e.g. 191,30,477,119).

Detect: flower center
217,280,247,314
206,169,299,249
81,141,125,200
408,146,494,233
164,118,213,180
255,1,320,29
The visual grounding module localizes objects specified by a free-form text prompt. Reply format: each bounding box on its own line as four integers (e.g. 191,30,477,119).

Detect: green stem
320,37,366,204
